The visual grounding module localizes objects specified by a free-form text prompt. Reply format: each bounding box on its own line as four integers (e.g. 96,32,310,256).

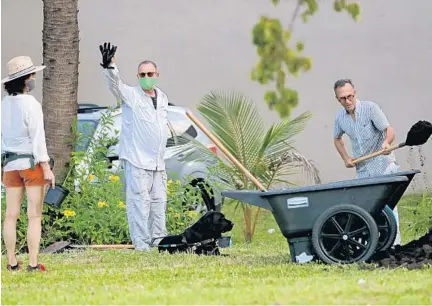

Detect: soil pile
370,228,432,269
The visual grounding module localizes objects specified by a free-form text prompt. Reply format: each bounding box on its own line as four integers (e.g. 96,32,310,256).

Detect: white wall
2,0,431,191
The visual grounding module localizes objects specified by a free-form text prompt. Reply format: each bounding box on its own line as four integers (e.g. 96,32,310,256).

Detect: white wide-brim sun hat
1,56,46,83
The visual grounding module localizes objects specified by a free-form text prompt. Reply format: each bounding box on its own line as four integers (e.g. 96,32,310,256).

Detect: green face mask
139,77,157,90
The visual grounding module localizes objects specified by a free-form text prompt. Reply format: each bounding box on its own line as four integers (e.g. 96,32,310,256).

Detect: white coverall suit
103,63,169,251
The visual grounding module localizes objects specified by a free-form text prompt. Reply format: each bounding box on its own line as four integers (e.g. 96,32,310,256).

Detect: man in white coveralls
99,42,169,251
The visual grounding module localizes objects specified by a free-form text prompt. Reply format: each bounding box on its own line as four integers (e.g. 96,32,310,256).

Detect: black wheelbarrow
222,170,420,265
185,114,429,265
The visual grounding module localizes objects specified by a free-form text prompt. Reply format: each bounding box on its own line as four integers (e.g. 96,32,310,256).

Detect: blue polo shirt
333,100,399,178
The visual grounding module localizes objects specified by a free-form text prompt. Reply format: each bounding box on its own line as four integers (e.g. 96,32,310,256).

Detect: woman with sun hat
1,55,55,272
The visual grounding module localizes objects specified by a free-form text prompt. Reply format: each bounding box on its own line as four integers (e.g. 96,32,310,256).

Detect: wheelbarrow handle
186,111,267,192
352,142,405,165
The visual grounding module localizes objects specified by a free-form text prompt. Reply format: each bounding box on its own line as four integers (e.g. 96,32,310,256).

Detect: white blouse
1,94,50,172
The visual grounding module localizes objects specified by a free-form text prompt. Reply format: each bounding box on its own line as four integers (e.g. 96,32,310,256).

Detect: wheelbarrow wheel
375,205,398,252
311,204,379,265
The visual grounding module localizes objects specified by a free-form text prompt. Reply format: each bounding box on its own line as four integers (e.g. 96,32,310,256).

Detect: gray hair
333,79,354,92
137,60,158,71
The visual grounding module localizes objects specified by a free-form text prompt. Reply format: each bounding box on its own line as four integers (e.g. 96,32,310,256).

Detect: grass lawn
2,195,431,305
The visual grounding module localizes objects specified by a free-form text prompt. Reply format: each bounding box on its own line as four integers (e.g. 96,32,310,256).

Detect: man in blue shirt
332,78,401,245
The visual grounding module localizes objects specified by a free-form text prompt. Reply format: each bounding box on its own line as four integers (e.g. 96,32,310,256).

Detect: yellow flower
168,179,182,188
109,175,120,182
63,209,76,218
174,213,181,218
98,201,108,208
187,211,198,218
88,174,95,181
118,201,126,208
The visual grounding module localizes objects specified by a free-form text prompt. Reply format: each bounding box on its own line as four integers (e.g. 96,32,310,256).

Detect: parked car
76,102,223,213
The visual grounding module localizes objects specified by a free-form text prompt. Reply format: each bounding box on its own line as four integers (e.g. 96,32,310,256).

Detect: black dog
157,211,234,255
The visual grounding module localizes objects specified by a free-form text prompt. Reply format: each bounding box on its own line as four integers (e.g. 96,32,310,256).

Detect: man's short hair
333,79,354,92
137,60,158,71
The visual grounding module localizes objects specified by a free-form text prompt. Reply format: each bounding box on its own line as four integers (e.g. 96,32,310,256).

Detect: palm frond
198,90,265,170
260,111,312,161
255,111,320,186
266,150,321,186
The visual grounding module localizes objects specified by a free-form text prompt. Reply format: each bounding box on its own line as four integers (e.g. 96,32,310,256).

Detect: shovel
352,120,432,165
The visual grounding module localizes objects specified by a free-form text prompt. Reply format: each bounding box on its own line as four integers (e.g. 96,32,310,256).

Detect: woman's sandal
27,264,47,272
7,261,22,271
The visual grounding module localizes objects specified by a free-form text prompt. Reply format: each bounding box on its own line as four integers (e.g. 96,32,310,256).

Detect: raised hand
99,42,117,69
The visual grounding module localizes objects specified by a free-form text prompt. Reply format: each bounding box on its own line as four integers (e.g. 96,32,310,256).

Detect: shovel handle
352,142,405,165
186,111,267,192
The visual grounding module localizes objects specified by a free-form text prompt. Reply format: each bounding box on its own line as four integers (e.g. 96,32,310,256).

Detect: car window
75,119,99,151
166,110,198,147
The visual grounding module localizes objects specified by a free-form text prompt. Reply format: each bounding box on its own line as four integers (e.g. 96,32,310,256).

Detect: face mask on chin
26,79,35,92
139,77,157,90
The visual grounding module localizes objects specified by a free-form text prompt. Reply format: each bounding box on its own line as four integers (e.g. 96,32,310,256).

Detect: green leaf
346,3,361,21
296,41,304,52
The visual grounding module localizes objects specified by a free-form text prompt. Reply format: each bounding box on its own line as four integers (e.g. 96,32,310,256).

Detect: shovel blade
405,120,432,146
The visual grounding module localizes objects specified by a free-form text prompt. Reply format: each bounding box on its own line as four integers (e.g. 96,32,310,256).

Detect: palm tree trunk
42,0,79,181
244,205,253,243
251,207,261,238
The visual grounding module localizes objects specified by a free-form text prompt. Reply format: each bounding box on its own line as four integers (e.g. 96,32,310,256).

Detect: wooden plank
69,244,135,250
89,244,135,250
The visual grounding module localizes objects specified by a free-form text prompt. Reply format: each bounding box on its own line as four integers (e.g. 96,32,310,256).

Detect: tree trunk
42,0,79,182
244,205,253,243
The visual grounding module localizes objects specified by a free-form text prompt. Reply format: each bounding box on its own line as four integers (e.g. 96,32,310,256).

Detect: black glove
99,42,117,69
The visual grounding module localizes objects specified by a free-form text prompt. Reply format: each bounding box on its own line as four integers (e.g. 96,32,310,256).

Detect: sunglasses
139,72,157,78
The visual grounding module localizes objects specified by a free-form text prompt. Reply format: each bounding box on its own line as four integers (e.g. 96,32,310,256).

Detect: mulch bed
369,228,432,269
